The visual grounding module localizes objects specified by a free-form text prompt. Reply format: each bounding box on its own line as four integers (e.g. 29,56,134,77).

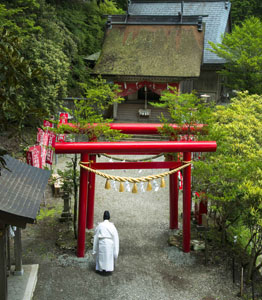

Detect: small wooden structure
0,155,50,300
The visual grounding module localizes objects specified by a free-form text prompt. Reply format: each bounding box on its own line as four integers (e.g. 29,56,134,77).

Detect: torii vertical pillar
77,153,89,257
183,152,191,252
86,154,96,229
169,172,179,229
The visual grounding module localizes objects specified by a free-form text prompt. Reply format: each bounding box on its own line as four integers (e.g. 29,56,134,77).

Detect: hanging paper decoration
139,182,145,193
152,180,159,192
112,180,117,191
125,181,131,192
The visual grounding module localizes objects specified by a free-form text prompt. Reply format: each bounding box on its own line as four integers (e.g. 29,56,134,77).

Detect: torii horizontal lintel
55,141,217,154
60,123,207,135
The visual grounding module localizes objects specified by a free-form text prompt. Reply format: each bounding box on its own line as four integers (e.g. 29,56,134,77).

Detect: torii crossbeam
55,123,217,257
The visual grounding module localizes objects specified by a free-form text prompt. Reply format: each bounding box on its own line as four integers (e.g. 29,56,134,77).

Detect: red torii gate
55,123,217,257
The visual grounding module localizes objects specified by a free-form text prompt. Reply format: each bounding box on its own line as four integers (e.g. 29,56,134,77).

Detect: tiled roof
94,24,205,78
0,155,51,227
128,1,231,64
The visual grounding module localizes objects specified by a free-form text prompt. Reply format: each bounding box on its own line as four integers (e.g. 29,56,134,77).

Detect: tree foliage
210,17,262,95
193,92,262,277
0,0,123,132
60,77,125,141
0,30,44,131
151,89,213,139
230,0,262,24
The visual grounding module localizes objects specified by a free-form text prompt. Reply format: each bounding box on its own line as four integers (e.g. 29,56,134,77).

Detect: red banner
57,134,66,143
57,113,68,142
59,113,68,124
115,81,179,97
37,128,44,145
46,131,56,165
43,120,54,128
26,145,42,168
40,131,49,168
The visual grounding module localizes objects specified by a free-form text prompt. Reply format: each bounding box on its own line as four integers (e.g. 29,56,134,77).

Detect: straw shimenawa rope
79,161,192,184
100,153,164,162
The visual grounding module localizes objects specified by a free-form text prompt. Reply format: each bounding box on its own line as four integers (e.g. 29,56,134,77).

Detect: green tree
151,89,213,139
60,76,125,141
0,30,45,131
0,0,71,129
193,92,262,279
230,0,262,24
21,36,70,114
209,17,262,95
55,0,123,95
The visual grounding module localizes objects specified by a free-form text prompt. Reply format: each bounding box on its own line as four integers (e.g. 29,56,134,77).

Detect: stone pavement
8,264,38,300
19,154,239,300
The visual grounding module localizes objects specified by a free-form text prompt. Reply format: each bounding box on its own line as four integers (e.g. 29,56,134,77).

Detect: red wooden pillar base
183,152,191,253
169,172,179,229
87,154,96,229
77,153,89,257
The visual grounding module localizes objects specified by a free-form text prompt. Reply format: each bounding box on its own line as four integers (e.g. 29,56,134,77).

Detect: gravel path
25,154,239,300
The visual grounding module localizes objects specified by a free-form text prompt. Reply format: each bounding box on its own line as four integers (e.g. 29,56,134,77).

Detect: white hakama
93,220,119,272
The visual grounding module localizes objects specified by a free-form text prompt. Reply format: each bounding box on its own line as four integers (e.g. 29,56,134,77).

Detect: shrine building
92,0,231,122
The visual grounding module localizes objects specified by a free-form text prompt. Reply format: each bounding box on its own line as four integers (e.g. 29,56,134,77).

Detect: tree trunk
247,246,256,281
221,222,227,245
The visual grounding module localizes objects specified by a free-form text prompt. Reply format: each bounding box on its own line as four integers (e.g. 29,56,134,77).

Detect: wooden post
14,227,23,275
0,224,8,300
240,266,244,296
7,226,11,275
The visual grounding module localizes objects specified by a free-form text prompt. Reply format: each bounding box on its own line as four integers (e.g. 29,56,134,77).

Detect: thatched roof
94,24,204,78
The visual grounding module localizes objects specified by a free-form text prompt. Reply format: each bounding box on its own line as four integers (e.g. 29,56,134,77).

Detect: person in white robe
93,211,119,273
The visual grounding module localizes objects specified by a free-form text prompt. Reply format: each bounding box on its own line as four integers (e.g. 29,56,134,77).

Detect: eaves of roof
0,156,51,228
